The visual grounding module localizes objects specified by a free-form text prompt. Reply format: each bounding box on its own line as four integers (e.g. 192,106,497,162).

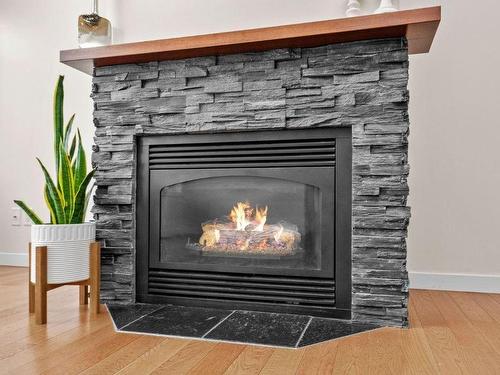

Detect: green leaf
69,135,77,161
37,158,66,224
82,183,95,222
54,76,64,176
63,113,75,150
43,185,57,224
73,130,87,190
57,141,74,218
70,170,94,224
13,200,43,224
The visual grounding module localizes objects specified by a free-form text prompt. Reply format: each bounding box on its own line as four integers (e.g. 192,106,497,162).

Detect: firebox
136,128,352,318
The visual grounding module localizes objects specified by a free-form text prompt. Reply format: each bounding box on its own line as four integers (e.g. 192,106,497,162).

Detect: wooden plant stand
28,241,101,325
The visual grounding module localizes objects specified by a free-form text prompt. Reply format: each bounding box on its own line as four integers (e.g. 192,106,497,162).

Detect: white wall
0,1,94,265
1,0,499,291
407,0,500,290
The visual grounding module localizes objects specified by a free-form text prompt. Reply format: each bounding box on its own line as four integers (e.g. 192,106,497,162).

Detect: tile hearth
107,303,380,348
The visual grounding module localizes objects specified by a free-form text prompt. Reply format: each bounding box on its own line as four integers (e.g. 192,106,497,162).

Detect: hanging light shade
78,0,112,48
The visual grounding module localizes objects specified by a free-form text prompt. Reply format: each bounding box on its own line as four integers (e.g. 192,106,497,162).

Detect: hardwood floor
1,266,499,374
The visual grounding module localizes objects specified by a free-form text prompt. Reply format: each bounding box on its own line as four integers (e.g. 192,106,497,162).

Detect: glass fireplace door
149,168,335,278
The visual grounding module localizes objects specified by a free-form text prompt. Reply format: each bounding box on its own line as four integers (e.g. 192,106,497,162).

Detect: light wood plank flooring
1,266,499,374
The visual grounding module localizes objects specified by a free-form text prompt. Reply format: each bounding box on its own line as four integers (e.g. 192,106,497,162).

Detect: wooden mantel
61,6,440,75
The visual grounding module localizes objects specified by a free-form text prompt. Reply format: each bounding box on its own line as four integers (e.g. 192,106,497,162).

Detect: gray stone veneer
91,37,410,327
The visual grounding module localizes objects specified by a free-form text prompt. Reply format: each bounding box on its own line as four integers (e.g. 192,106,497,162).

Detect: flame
229,202,252,230
255,206,268,231
274,224,284,242
229,202,269,232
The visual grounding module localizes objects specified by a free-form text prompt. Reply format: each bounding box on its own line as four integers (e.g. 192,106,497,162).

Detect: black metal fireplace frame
136,128,352,319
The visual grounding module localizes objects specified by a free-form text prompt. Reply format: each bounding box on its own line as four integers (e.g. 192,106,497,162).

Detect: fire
229,201,267,232
255,206,268,231
229,202,252,230
274,224,284,242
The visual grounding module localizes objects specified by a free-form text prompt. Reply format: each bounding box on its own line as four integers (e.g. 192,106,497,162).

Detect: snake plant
14,76,95,224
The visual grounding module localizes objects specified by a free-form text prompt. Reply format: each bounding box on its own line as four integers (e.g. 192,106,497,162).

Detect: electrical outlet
22,212,32,226
11,207,21,226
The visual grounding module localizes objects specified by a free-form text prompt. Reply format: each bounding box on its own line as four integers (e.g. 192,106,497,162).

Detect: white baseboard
0,252,28,267
409,271,500,293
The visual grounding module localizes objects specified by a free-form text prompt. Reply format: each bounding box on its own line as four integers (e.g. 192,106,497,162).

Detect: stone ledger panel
91,37,410,327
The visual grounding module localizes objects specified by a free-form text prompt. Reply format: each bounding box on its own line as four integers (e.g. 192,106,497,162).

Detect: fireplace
73,17,441,326
136,128,352,318
59,4,442,332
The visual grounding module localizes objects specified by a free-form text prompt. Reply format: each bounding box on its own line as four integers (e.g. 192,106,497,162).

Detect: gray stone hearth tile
121,305,233,338
107,303,163,329
109,304,385,348
204,310,311,347
297,317,380,347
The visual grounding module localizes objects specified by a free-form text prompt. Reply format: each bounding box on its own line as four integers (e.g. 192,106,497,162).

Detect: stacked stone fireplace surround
91,37,411,327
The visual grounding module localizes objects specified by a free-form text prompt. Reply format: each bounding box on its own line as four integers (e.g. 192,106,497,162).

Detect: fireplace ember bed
137,128,352,319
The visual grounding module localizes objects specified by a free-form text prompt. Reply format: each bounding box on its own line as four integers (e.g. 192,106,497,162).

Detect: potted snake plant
15,76,95,284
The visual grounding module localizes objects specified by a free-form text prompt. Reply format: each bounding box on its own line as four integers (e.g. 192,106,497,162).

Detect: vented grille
148,138,336,169
148,269,335,310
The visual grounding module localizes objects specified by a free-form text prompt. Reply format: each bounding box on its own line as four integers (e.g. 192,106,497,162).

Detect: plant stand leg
35,246,48,324
89,242,101,315
29,283,35,313
28,243,35,314
79,285,89,305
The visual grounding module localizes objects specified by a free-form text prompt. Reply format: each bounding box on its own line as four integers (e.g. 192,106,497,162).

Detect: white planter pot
30,223,96,284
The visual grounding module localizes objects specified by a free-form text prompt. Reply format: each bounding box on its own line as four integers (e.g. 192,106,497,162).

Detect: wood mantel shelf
61,6,440,75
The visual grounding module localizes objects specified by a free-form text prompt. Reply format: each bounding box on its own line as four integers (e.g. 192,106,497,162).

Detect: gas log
198,221,301,255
